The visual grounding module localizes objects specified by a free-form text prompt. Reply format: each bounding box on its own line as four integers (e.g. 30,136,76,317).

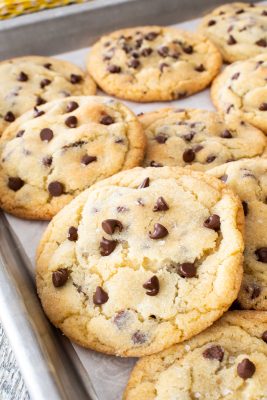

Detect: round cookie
199,2,267,63
211,54,267,134
0,56,96,136
209,158,267,310
124,311,267,400
86,26,222,102
0,96,145,220
36,166,244,357
139,108,267,171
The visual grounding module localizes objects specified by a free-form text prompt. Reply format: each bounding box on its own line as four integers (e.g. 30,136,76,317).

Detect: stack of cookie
0,2,267,398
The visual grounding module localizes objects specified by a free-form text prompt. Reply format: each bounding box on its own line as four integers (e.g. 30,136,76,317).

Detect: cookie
199,2,267,63
124,311,267,400
0,56,96,136
140,108,267,171
209,158,267,310
86,26,222,102
211,54,267,134
36,166,244,357
0,96,145,220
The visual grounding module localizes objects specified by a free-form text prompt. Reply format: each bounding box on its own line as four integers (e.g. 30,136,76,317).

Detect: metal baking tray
0,1,261,399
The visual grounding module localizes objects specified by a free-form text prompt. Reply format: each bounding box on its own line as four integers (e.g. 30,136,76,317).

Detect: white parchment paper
6,15,218,400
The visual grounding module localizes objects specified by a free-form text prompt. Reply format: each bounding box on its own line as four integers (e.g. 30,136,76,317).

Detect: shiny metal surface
0,211,98,400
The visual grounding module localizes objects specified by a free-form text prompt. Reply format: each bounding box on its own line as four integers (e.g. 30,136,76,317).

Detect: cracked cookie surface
0,56,96,136
0,96,145,220
86,26,222,102
209,158,267,311
124,311,267,400
36,166,244,357
199,2,267,63
211,54,267,134
139,108,267,171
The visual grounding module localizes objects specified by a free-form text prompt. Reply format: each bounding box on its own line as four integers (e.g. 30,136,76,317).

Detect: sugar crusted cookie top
36,167,244,357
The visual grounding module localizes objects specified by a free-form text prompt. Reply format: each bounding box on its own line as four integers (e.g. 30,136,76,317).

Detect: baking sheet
4,6,265,399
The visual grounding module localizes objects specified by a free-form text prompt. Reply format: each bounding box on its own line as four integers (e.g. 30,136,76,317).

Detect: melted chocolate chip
132,331,147,344
93,286,109,305
117,206,128,213
208,19,216,26
184,132,195,142
138,177,150,188
33,107,45,118
8,177,24,191
155,134,168,143
16,130,25,138
255,247,267,263
182,44,193,54
48,181,64,197
245,283,261,299
227,35,237,45
40,128,53,142
107,65,121,73
143,275,159,296
204,214,220,231
36,96,46,106
259,103,267,111
231,72,240,80
128,59,140,69
150,161,163,167
42,156,53,167
100,115,114,125
102,219,123,235
195,64,205,72
178,262,196,278
242,201,249,216
159,63,169,72
149,223,168,239
262,330,267,342
226,104,234,114
203,345,224,362
153,197,169,212
183,148,195,163
52,268,69,287
65,115,78,128
18,71,28,82
70,74,82,84
40,78,51,88
81,155,97,165
206,155,216,163
158,46,169,57
221,129,233,138
144,32,158,41
237,359,256,379
141,47,153,57
255,39,267,47
113,310,129,329
193,144,203,153
4,111,15,122
68,226,78,241
100,237,117,256
66,101,79,113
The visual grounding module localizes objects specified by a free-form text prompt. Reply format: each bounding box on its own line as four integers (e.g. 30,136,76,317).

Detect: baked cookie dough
209,158,267,310
0,96,145,220
124,311,267,400
36,166,244,357
0,56,96,136
87,26,222,102
199,2,267,63
140,108,267,171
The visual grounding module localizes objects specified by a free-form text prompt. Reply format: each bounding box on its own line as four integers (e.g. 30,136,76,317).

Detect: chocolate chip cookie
124,311,267,399
36,166,244,357
140,108,267,170
0,96,145,220
209,158,267,310
0,56,96,137
211,54,267,134
86,26,222,102
199,2,267,63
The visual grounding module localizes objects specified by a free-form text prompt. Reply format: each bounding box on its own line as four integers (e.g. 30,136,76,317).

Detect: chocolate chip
259,103,267,111
143,275,159,296
153,197,169,212
226,104,234,114
203,345,224,362
65,116,78,128
102,219,123,235
115,138,124,144
178,262,196,278
100,115,114,125
255,247,267,263
149,223,168,239
150,161,163,167
4,111,15,122
227,35,237,45
193,145,203,153
206,155,216,163
40,128,53,142
195,64,205,72
141,47,153,57
231,72,240,80
70,74,82,84
262,10,267,16
245,283,261,299
81,155,97,165
158,46,169,57
107,65,121,73
113,310,129,329
183,148,195,163
184,132,195,142
33,107,45,118
237,359,256,379
132,331,147,344
242,201,249,216
145,32,158,41
8,177,24,191
16,130,25,138
52,268,69,287
48,181,64,197
208,19,216,26
93,286,109,305
40,78,51,88
255,39,267,47
44,62,52,69
68,226,78,241
221,129,233,138
182,44,193,54
138,177,149,188
131,51,140,59
135,38,143,49
204,214,220,231
159,63,169,72
64,102,78,115
42,156,52,167
128,59,140,69
236,8,244,14
117,206,128,213
100,237,117,256
18,71,28,82
36,96,46,106
155,134,168,143
262,331,267,342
